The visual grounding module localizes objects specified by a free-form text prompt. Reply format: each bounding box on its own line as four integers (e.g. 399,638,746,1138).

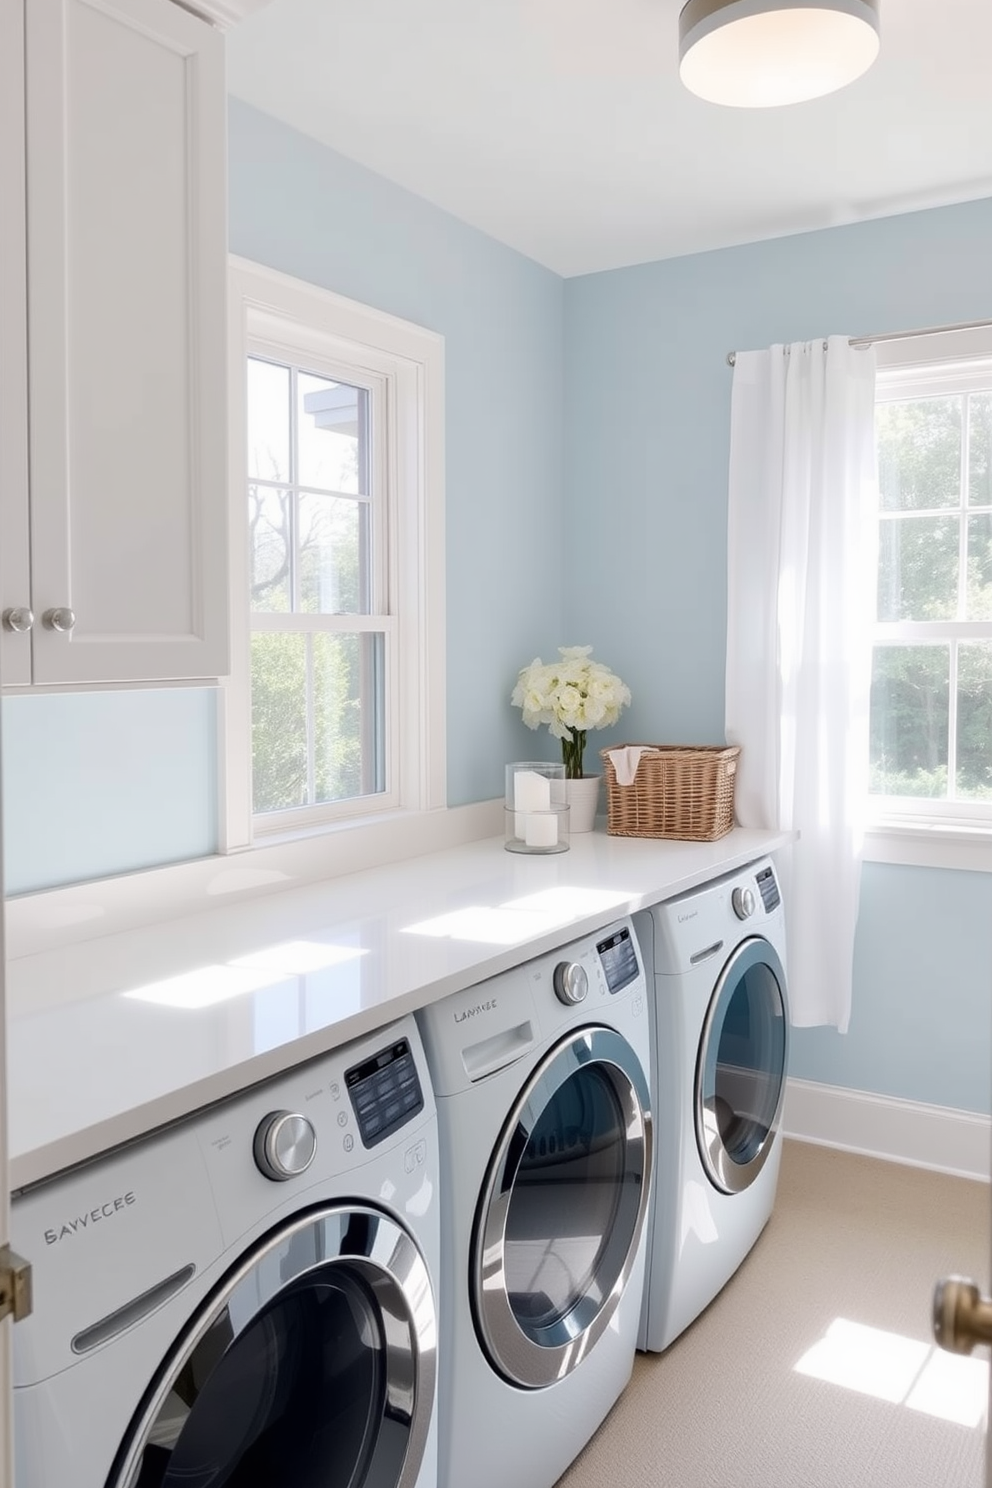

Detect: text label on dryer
454,998,497,1024
677,910,698,923
43,1191,136,1245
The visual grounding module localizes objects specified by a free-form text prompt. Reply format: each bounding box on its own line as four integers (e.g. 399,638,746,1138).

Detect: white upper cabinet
1,0,229,687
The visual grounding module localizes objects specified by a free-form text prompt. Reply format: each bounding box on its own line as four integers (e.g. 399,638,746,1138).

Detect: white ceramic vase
564,774,601,833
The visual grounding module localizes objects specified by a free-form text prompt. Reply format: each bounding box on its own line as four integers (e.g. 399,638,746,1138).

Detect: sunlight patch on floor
906,1345,990,1428
794,1318,988,1428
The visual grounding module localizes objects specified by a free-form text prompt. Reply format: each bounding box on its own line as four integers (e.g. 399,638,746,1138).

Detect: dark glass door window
697,939,787,1194
473,1026,652,1389
113,1206,435,1488
504,1064,625,1335
133,1269,398,1488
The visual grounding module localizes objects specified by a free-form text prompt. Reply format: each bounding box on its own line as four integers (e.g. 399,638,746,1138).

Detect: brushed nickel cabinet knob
43,607,76,633
2,607,34,633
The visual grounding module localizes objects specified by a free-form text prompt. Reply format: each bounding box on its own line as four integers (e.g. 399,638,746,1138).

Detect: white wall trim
783,1075,991,1184
223,256,446,851
864,825,992,874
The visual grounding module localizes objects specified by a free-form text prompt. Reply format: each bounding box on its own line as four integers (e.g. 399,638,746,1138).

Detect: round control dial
253,1111,317,1182
732,886,756,921
553,961,589,1006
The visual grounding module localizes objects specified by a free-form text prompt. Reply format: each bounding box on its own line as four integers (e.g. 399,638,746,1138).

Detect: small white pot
564,774,601,833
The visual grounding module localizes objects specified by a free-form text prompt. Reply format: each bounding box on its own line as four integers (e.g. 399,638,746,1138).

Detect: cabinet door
25,0,230,685
0,0,32,686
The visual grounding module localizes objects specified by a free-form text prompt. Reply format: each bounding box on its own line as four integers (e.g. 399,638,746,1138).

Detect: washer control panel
756,862,781,912
596,924,640,994
346,1036,424,1149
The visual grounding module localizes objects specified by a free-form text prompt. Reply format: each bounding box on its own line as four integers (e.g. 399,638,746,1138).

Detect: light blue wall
228,100,566,806
563,198,992,750
792,864,992,1114
1,102,565,893
2,690,217,895
2,104,990,1121
563,197,992,1115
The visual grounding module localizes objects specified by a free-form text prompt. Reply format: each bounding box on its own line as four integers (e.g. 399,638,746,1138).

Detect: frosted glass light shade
679,0,880,108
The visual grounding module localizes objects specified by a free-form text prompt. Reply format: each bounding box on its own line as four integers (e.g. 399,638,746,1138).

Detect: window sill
864,821,992,873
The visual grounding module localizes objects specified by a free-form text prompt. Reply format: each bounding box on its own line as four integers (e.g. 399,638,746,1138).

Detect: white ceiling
226,0,992,278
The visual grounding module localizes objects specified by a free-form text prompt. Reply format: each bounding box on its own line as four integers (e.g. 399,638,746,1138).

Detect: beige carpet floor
555,1140,990,1488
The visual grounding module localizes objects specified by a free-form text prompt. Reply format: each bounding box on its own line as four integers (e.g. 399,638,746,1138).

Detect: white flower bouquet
511,645,631,779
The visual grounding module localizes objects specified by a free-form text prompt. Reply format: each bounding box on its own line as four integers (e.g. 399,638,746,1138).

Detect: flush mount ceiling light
678,0,881,108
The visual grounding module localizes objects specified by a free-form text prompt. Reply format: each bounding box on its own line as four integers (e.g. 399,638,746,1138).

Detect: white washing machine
417,918,653,1488
11,1014,439,1488
633,856,789,1353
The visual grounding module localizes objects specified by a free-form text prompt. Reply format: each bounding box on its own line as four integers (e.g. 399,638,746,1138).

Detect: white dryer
11,1014,439,1488
633,856,789,1353
417,918,653,1488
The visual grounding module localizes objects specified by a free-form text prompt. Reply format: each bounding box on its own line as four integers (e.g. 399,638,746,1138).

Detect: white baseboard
783,1076,991,1184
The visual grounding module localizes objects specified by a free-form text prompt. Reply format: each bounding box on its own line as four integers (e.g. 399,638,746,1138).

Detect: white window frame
867,326,992,868
222,258,446,851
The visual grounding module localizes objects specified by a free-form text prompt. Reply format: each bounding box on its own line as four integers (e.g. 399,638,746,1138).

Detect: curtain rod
725,317,992,368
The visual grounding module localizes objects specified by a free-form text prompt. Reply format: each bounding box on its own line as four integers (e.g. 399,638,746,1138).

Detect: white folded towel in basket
606,746,656,787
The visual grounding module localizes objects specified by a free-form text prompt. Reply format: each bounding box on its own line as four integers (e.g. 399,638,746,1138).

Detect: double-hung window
225,259,445,848
247,354,385,815
870,330,992,834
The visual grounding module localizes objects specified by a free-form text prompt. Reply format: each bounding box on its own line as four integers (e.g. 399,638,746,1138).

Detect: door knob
932,1275,992,1355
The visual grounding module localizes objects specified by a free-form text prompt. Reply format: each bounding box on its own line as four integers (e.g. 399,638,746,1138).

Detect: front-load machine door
472,1026,652,1389
695,936,788,1195
109,1203,436,1488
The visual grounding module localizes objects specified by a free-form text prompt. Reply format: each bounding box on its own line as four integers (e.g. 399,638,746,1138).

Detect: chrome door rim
111,1202,437,1488
473,1025,652,1389
695,936,788,1195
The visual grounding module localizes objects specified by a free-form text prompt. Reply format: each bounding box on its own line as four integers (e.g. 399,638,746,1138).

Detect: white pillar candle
524,812,558,848
514,770,552,839
514,770,551,812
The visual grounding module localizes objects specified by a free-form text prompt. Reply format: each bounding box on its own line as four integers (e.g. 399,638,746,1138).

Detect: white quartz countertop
8,825,790,1191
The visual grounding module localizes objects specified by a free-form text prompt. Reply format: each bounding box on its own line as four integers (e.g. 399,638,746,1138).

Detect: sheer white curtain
725,336,877,1032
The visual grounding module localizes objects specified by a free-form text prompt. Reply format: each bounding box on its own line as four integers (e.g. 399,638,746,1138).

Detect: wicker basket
600,744,741,841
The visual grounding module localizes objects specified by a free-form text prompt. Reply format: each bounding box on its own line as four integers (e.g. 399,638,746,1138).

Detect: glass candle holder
504,762,569,854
